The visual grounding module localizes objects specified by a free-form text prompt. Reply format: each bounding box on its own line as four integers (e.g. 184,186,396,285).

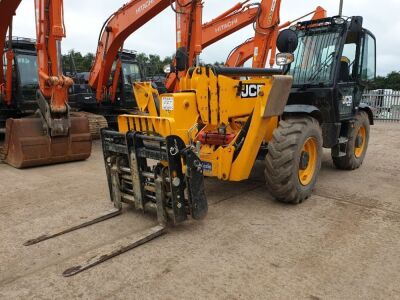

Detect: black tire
332,111,370,170
265,116,323,204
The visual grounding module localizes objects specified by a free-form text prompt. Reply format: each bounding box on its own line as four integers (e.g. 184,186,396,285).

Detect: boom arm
166,0,261,92
250,0,283,68
163,0,203,92
0,0,22,105
201,4,258,49
88,0,175,102
35,0,73,116
226,5,327,67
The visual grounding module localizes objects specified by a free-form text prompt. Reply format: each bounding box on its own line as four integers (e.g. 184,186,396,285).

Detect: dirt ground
0,122,399,299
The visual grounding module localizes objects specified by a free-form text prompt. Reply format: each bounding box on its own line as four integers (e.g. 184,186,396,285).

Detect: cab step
332,136,349,158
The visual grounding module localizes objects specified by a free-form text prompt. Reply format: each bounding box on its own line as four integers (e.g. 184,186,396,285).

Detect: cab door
337,30,376,120
336,34,361,120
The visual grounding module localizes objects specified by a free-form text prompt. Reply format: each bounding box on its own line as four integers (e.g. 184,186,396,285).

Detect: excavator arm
92,0,263,95
0,0,22,105
88,0,176,102
166,0,261,92
1,0,73,119
34,0,74,136
2,0,91,168
201,1,258,48
226,5,327,67
250,0,283,68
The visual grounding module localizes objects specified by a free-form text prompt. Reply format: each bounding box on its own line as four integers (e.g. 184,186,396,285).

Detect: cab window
360,33,376,81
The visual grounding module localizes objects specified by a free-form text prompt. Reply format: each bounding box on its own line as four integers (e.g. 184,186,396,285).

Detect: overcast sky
11,0,399,75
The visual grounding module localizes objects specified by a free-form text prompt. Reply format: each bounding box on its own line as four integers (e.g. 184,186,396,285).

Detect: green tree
136,53,172,77
371,71,400,90
213,61,225,66
62,50,94,74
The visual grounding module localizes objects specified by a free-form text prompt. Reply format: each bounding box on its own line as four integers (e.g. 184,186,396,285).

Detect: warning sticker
162,97,174,111
202,161,212,173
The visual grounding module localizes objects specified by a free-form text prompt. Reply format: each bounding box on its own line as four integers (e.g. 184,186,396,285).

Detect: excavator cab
66,50,145,132
0,38,38,129
111,50,144,108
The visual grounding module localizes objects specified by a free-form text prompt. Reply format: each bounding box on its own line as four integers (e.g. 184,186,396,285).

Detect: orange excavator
0,0,91,168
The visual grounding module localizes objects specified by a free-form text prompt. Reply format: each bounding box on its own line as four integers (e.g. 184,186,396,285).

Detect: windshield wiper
22,83,39,89
307,52,335,83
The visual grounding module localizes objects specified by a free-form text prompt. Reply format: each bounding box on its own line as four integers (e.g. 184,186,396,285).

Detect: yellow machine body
117,67,292,182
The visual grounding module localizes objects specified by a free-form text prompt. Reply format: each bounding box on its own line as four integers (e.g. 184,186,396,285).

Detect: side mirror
277,29,298,53
163,64,171,74
175,47,188,72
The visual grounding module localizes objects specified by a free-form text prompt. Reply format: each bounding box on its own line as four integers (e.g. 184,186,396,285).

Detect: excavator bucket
3,116,91,168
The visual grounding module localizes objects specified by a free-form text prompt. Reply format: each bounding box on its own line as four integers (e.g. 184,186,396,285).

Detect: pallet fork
24,129,207,276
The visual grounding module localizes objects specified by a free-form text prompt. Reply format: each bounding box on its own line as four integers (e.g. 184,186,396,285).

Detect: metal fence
362,90,400,122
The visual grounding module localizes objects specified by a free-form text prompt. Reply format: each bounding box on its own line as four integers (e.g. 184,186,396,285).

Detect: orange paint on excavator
0,0,91,168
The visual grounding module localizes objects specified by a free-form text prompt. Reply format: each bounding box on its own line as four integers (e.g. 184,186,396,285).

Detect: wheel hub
298,137,318,186
355,135,364,148
299,151,310,170
354,125,366,158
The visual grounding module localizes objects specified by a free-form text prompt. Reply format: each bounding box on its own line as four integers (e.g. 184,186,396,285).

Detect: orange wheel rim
298,137,318,186
354,126,366,158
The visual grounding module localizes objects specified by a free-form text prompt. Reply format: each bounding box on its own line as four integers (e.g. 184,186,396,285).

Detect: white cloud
11,0,399,75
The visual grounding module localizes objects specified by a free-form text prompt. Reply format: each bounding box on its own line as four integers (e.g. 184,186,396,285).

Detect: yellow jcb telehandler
25,15,376,277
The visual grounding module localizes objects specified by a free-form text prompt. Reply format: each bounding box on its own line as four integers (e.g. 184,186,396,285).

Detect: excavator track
0,145,5,162
71,112,108,140
0,128,6,162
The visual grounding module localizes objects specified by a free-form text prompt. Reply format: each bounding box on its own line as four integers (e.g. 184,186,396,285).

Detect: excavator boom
166,0,260,91
0,0,21,104
88,0,175,102
202,5,258,48
226,5,327,67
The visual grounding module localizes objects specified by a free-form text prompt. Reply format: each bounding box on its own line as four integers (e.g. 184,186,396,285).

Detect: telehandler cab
280,16,375,172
